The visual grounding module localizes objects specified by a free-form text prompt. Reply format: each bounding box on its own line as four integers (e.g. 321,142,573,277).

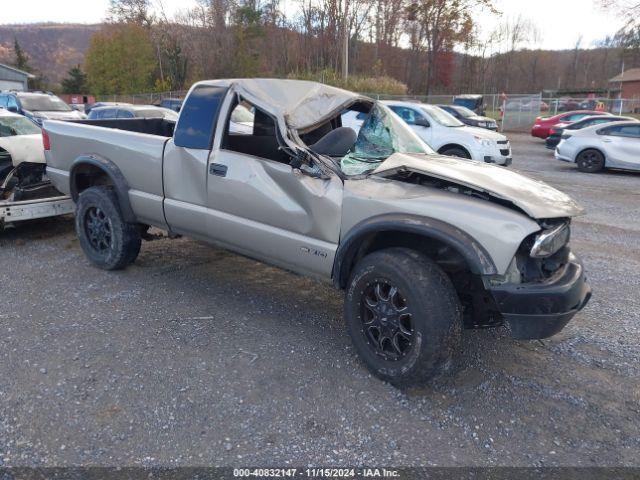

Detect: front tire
344,248,462,387
75,186,141,270
576,149,605,173
440,146,471,159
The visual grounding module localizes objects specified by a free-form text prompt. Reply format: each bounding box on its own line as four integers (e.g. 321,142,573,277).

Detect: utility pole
342,0,349,79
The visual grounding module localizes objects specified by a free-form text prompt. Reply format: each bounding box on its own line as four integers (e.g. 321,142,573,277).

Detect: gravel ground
0,133,639,467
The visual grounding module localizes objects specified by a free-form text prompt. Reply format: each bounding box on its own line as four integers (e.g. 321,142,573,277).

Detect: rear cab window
174,85,228,149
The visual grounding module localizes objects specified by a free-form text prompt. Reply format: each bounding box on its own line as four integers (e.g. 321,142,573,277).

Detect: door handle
209,163,228,177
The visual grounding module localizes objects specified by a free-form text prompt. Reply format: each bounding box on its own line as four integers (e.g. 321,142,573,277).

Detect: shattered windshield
340,104,433,176
0,116,42,136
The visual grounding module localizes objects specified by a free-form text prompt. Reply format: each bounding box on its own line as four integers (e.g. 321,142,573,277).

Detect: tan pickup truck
43,79,591,386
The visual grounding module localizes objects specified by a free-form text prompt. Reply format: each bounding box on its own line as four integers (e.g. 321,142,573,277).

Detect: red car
531,110,611,139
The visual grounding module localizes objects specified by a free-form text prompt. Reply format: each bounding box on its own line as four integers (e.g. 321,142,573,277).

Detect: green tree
61,65,88,93
13,37,31,72
84,24,157,95
232,5,266,76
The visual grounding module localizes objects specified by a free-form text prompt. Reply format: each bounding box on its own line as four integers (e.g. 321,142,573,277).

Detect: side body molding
69,154,136,223
332,213,498,288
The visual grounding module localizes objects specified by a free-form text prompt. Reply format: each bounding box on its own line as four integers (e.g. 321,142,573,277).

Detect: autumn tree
405,0,496,95
108,0,154,26
84,23,157,95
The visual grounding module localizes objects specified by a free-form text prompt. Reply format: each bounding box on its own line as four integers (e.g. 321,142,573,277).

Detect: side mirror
414,118,430,128
7,106,18,113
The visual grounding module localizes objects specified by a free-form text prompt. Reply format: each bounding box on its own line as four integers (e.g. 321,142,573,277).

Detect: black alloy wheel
360,280,415,361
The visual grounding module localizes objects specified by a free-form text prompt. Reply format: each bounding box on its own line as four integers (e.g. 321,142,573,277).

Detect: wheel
75,186,141,270
344,248,462,387
576,149,605,173
440,147,471,159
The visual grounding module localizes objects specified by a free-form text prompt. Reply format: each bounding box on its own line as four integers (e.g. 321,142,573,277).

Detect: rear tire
440,146,471,159
75,186,141,270
344,248,462,388
576,149,605,173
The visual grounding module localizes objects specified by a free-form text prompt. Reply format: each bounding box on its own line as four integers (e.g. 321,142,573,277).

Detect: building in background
609,68,640,98
0,62,33,91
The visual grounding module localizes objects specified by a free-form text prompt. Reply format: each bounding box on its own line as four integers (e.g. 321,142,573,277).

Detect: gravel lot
1,133,639,467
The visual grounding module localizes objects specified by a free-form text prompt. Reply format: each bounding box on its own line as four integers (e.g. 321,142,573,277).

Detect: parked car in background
383,101,512,165
555,121,640,173
0,91,86,125
84,102,131,115
531,110,611,139
545,115,637,149
43,79,590,386
88,105,179,121
0,109,74,228
159,98,183,112
453,94,485,115
437,104,498,131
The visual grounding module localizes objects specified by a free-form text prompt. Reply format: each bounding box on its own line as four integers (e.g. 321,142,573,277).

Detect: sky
0,0,627,51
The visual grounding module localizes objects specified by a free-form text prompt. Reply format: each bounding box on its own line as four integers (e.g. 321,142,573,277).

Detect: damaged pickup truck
44,79,591,386
0,109,74,230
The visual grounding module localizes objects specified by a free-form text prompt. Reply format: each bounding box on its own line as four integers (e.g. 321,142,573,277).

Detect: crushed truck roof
195,78,371,131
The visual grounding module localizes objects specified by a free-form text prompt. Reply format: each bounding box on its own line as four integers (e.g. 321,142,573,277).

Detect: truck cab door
162,85,228,238
204,96,343,279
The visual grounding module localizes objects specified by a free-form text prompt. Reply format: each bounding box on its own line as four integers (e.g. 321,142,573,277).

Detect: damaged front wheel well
334,216,502,329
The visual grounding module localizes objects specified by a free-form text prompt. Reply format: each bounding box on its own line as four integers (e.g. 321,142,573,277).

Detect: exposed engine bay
0,159,61,203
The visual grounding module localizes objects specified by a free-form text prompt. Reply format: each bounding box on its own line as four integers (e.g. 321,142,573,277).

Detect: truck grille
500,149,510,156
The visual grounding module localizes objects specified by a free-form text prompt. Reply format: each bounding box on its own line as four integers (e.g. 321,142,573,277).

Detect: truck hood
0,134,45,166
372,153,585,219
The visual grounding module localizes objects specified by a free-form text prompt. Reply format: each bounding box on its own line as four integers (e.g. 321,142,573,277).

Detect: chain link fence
98,89,640,133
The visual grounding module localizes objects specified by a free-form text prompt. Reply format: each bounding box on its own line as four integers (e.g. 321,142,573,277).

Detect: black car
159,98,183,112
437,104,498,131
545,115,635,149
453,94,485,115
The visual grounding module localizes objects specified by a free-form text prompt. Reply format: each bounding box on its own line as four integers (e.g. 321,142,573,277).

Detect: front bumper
482,143,512,166
489,254,591,340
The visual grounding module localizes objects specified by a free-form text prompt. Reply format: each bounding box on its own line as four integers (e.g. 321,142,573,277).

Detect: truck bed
72,118,176,138
44,118,172,228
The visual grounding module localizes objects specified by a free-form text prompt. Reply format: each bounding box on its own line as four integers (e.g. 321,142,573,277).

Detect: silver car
555,121,640,173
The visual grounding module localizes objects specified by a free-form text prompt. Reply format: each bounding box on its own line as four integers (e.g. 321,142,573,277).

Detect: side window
118,109,135,118
7,96,18,110
389,106,419,125
101,109,117,119
228,102,255,134
174,85,227,149
598,125,640,137
613,125,640,138
221,98,288,164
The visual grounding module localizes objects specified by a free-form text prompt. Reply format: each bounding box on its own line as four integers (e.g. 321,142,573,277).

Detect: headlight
530,223,570,258
474,136,493,147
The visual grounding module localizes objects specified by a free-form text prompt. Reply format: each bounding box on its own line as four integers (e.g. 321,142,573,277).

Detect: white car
0,109,45,178
344,102,512,166
555,121,640,173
